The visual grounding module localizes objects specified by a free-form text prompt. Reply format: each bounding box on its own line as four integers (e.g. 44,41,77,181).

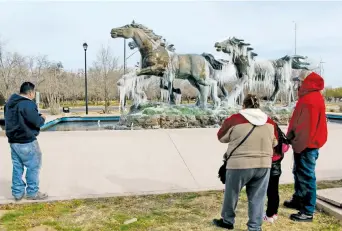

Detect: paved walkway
0,123,341,204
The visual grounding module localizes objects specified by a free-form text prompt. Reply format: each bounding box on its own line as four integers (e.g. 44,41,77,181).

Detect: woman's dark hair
243,94,260,109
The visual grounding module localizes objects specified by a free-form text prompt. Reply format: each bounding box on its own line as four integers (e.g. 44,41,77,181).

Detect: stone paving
0,122,341,204
318,188,342,208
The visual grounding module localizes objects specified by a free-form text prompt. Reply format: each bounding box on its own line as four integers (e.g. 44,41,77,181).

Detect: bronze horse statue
111,21,223,108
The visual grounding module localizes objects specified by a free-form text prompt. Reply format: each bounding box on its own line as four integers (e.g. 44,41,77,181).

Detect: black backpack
273,123,290,161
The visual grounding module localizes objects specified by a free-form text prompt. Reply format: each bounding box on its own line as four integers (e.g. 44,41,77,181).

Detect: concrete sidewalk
0,123,341,204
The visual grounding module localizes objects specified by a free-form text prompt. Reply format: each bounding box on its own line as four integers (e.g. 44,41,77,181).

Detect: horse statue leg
168,80,176,105
194,95,201,106
226,74,248,106
198,84,209,108
209,79,221,108
172,87,182,105
159,78,169,103
289,82,295,105
187,78,202,107
137,63,166,77
269,75,280,102
219,84,229,101
239,90,245,105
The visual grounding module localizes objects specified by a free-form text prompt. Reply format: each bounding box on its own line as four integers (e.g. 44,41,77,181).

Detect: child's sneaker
263,214,274,223
273,214,278,221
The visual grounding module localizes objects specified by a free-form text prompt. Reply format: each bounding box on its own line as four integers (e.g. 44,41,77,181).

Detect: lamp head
83,43,88,51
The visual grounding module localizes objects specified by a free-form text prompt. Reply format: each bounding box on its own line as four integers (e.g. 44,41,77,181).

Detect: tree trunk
104,88,109,114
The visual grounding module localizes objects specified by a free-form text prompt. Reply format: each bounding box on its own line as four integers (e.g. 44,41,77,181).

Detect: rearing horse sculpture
110,21,222,108
127,40,181,105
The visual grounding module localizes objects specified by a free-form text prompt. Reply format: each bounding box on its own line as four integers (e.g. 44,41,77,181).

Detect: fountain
110,21,319,130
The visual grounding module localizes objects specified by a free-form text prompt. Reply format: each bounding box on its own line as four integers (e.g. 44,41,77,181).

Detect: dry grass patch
0,182,341,231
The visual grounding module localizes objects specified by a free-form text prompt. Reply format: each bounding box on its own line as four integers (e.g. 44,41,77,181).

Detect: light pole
124,39,127,74
83,42,88,115
294,22,297,55
319,59,325,76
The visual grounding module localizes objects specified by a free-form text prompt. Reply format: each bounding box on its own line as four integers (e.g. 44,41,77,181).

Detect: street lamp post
124,39,127,74
83,42,88,115
294,22,297,55
319,59,325,76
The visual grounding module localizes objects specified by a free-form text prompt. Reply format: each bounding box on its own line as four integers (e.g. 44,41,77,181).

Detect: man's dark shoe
14,194,24,201
25,192,48,200
290,212,313,222
284,199,301,210
213,218,234,230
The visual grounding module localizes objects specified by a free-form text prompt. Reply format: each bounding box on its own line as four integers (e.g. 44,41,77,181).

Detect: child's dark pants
266,174,280,217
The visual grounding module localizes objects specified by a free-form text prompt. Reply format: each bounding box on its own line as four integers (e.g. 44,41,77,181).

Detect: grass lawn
0,181,342,231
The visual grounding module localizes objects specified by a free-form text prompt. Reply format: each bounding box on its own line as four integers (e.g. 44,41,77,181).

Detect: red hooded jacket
286,72,328,153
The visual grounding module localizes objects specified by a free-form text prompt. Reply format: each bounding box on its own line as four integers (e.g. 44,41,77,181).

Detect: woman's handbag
218,125,256,184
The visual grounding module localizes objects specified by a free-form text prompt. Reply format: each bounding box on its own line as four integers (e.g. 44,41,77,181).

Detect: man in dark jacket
4,82,48,201
284,71,328,222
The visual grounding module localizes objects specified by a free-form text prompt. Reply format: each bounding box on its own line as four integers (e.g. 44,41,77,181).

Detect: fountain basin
41,116,120,131
1,112,340,132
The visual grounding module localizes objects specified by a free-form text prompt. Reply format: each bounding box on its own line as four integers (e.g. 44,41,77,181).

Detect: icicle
118,85,126,113
175,94,182,105
159,50,177,104
160,89,169,102
226,76,248,106
117,67,162,110
253,60,276,95
213,62,238,87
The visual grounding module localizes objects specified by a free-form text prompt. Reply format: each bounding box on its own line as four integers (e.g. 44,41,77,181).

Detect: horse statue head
215,37,249,54
291,55,311,70
279,54,310,70
111,20,162,49
214,37,254,64
111,20,137,39
246,47,258,60
111,21,171,76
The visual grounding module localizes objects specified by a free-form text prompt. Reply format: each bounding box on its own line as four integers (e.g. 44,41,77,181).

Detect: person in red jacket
284,70,328,222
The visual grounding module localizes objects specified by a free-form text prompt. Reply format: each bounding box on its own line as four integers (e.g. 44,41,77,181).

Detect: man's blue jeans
10,140,42,199
293,148,319,216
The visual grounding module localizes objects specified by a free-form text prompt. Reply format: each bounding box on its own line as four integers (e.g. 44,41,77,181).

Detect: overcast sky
1,1,341,87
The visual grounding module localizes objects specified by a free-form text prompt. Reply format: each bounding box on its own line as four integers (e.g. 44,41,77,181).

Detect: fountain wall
115,103,292,130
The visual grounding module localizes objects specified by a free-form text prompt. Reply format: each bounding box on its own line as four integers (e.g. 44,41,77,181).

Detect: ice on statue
111,21,317,130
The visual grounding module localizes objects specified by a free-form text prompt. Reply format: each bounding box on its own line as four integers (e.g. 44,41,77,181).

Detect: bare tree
28,55,50,88
63,72,83,105
38,62,64,114
0,42,28,99
92,45,122,113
